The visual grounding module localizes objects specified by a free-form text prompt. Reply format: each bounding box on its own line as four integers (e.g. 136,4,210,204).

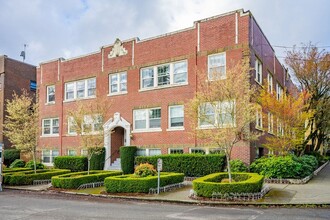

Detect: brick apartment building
0,55,36,149
37,9,296,168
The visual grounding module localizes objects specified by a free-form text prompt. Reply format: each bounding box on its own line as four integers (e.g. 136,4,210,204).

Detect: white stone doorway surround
103,112,131,170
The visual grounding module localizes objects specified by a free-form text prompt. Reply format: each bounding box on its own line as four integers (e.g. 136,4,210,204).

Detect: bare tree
187,58,257,182
4,90,38,173
67,97,111,174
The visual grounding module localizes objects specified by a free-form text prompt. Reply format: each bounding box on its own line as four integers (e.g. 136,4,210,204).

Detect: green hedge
3,149,21,166
89,147,106,170
105,172,184,193
193,172,264,197
9,159,25,168
135,154,226,177
120,146,137,174
52,170,122,189
250,155,318,179
54,156,87,172
3,169,70,186
3,168,32,173
25,160,45,169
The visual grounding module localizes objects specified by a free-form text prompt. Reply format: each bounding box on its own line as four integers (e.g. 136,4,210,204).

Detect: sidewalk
4,163,330,205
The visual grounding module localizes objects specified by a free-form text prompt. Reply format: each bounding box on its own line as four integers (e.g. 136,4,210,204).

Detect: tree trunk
32,151,37,174
225,150,232,183
87,158,90,175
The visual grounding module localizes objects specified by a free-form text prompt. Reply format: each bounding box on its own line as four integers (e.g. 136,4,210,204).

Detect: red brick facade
37,9,296,166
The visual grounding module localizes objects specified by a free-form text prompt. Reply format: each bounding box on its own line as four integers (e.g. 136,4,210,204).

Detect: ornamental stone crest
108,38,128,58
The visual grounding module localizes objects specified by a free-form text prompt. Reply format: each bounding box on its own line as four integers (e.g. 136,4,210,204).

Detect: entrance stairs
108,158,121,171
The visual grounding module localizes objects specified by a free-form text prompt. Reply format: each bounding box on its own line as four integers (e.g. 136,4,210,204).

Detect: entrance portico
103,112,131,170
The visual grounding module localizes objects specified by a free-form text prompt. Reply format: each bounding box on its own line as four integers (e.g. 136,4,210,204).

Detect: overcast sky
0,0,329,66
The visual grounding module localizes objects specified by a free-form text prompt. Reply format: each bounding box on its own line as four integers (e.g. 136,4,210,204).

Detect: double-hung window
255,59,262,85
109,72,127,95
208,53,226,80
64,78,96,101
46,85,55,103
256,106,263,129
199,100,235,128
268,112,274,134
42,149,59,165
267,73,273,93
133,108,161,131
42,118,59,136
68,117,77,135
169,105,184,129
82,115,103,134
276,83,283,101
140,60,187,90
277,119,284,136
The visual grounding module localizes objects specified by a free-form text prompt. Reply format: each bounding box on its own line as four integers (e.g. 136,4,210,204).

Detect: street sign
157,158,163,171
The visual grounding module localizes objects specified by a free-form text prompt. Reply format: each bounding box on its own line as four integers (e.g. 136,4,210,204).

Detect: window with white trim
169,148,184,154
136,149,147,156
68,117,77,135
255,59,262,85
277,119,284,136
82,115,103,134
133,108,161,131
256,107,263,129
267,73,273,93
149,149,161,156
81,149,88,156
268,112,274,134
68,150,77,156
109,72,127,95
208,53,226,80
199,100,235,128
140,60,187,90
276,83,283,101
169,105,184,129
64,78,96,101
42,149,59,164
46,85,55,103
190,148,206,154
42,118,59,136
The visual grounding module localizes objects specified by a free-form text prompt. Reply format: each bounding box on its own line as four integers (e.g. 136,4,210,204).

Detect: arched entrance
103,112,131,170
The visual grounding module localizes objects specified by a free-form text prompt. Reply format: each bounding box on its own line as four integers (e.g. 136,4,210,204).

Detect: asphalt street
0,190,329,220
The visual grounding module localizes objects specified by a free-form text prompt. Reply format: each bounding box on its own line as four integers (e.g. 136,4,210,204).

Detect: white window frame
189,148,206,154
46,85,55,104
208,52,226,80
67,149,77,156
276,83,283,101
268,112,274,134
168,148,184,154
255,58,262,85
140,60,188,90
67,116,77,135
277,118,284,136
267,73,273,93
133,108,162,132
64,77,96,101
82,115,103,135
108,72,127,96
199,100,236,129
81,149,88,156
168,105,184,130
42,118,59,136
42,149,59,166
256,106,263,130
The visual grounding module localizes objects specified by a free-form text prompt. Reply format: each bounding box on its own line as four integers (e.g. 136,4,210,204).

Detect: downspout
59,61,64,156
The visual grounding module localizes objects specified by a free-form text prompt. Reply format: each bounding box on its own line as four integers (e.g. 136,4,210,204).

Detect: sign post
0,143,3,192
157,158,163,194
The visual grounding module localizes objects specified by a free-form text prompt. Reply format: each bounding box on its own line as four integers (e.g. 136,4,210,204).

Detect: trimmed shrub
135,154,226,177
3,169,70,185
54,156,87,172
89,147,106,170
229,159,248,172
134,163,157,177
120,146,137,174
193,172,264,197
308,151,326,166
25,160,45,169
105,172,184,193
3,149,20,166
52,170,122,189
9,159,25,168
3,168,31,173
250,155,318,179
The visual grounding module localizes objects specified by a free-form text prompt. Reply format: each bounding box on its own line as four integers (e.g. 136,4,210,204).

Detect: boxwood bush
3,168,32,173
52,170,122,189
193,172,264,197
9,159,25,168
120,146,137,174
229,159,248,172
135,154,226,177
25,160,45,169
3,149,20,166
54,156,87,172
89,147,106,170
250,155,318,179
105,172,184,193
3,169,70,186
